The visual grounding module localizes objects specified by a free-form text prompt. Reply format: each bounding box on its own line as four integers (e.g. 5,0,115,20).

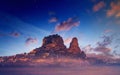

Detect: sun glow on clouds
64,37,72,45
93,1,105,12
55,17,80,32
107,1,120,18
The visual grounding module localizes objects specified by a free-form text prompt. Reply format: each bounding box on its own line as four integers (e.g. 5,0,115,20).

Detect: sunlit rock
68,37,81,54
41,34,66,51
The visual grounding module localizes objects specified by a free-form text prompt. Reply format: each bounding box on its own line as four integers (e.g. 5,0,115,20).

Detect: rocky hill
28,34,86,58
0,34,88,66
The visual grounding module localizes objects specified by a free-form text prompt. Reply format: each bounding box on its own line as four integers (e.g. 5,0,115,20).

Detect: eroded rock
68,37,81,54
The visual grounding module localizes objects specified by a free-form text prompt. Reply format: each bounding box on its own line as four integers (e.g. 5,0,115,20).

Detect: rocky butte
0,34,89,66
29,34,86,59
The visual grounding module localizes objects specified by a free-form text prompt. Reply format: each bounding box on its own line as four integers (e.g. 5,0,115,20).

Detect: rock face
41,34,66,51
34,34,67,58
68,37,81,54
36,34,86,58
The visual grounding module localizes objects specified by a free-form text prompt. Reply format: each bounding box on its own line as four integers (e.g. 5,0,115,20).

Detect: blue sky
0,0,120,57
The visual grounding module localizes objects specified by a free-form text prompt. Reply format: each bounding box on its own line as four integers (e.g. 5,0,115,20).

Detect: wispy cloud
94,35,112,55
64,37,72,45
49,17,58,23
107,2,120,18
55,17,80,32
25,37,38,45
83,45,93,54
97,35,112,47
83,35,114,59
10,31,21,37
94,46,112,54
93,1,105,12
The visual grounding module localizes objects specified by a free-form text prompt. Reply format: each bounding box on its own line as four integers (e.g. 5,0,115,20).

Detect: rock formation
68,37,81,54
1,34,119,66
27,34,86,58
34,34,86,58
0,34,87,66
41,34,66,51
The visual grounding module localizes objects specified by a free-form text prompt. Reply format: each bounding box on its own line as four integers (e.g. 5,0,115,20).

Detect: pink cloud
25,37,38,45
64,37,72,45
10,31,21,37
107,2,120,18
49,17,58,23
93,1,105,12
55,17,80,32
94,46,112,54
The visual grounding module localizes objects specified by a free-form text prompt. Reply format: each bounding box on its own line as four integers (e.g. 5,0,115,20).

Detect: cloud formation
10,31,21,37
83,45,93,54
49,17,58,23
55,17,80,32
83,35,113,59
93,1,105,12
107,2,120,18
94,35,112,55
97,35,112,47
64,37,72,45
25,37,38,45
94,46,111,54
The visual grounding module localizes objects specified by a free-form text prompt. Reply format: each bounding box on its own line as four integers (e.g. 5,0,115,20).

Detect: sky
0,0,120,57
